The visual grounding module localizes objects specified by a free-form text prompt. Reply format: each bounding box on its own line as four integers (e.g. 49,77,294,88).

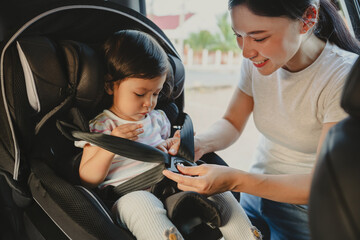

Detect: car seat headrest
17,36,104,117
168,54,184,100
60,40,104,110
341,56,360,119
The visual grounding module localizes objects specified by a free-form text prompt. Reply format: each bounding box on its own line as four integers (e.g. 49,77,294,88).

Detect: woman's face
230,4,304,75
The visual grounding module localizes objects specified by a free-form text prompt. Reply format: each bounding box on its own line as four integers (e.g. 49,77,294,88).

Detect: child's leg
113,190,183,240
208,191,262,240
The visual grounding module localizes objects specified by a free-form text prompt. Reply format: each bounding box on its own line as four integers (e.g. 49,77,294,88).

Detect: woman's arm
164,122,337,204
234,121,336,204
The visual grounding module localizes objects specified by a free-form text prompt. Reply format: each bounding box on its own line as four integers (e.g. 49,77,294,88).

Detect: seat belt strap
111,163,166,197
56,113,195,196
57,120,170,164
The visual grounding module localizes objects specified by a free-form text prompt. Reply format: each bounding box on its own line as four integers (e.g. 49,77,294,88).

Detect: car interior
0,0,359,240
0,0,233,239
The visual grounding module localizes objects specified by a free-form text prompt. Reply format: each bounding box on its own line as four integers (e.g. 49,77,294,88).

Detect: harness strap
57,113,196,197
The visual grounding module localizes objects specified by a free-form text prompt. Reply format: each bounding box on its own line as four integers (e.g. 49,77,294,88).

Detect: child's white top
238,41,358,174
75,109,171,188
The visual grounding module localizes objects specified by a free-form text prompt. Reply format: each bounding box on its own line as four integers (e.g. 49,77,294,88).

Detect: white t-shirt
75,109,171,188
238,41,358,174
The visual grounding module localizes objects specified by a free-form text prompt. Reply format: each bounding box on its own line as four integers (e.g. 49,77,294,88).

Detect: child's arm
79,123,143,188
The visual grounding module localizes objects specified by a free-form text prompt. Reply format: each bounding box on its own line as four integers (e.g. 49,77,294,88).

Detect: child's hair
103,29,173,97
228,0,360,54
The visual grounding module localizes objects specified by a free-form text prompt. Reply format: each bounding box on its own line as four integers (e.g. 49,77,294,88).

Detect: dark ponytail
228,0,360,54
315,0,360,54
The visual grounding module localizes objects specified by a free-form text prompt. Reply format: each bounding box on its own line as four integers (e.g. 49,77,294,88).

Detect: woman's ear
300,5,318,34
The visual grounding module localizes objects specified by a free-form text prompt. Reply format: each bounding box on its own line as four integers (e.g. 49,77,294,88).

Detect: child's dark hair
228,0,360,54
103,29,173,97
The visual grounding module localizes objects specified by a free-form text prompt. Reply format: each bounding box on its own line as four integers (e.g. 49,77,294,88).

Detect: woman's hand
162,164,240,196
111,123,143,140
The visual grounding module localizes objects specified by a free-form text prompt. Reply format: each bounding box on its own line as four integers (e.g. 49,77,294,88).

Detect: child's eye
153,93,159,96
135,93,144,97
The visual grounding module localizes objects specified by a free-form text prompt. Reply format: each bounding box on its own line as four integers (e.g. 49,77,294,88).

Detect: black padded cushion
309,56,360,240
341,56,360,119
165,191,222,240
60,40,104,111
17,36,103,117
309,117,360,240
167,54,185,100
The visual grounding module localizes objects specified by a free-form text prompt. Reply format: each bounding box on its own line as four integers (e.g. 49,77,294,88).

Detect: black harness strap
57,113,196,197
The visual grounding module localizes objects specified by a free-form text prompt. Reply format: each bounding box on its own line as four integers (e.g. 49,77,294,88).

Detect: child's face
109,75,166,121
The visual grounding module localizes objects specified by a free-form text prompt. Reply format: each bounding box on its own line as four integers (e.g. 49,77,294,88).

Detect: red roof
147,13,194,30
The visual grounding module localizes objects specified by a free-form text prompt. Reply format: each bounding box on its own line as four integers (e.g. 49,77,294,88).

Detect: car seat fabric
309,56,360,240
9,35,224,239
13,36,135,239
0,2,232,239
0,0,185,185
16,36,104,182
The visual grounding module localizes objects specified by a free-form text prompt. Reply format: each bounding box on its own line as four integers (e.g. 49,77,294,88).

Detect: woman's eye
254,37,268,42
153,92,159,96
234,33,242,38
135,93,144,97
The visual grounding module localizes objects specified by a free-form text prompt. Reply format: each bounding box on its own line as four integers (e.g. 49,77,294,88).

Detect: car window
335,0,360,39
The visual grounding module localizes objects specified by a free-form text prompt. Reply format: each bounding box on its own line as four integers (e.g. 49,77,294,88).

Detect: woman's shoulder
313,42,358,80
327,42,359,65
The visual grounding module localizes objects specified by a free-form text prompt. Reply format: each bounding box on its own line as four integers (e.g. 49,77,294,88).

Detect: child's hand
156,130,181,154
111,123,143,140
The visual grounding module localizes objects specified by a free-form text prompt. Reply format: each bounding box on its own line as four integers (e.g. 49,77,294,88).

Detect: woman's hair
103,29,173,97
228,0,360,54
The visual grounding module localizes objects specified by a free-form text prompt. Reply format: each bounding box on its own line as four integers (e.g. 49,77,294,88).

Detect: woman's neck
284,35,326,72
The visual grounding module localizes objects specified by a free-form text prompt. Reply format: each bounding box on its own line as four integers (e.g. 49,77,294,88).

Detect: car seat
309,56,360,239
0,1,236,239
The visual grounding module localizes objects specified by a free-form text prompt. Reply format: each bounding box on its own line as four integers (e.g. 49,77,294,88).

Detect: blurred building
147,13,194,57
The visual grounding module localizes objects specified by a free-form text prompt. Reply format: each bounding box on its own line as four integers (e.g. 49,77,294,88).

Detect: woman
162,0,360,239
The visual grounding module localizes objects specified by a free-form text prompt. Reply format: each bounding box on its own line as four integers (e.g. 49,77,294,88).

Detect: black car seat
309,56,360,240
0,1,235,239
3,32,224,240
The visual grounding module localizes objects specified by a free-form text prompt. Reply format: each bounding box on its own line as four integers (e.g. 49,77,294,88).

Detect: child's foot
164,227,183,240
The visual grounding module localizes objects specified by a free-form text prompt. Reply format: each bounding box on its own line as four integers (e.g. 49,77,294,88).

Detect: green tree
211,12,239,51
184,12,239,52
184,30,216,51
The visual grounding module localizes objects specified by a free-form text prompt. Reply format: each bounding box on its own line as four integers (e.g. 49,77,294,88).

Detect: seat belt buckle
166,156,197,173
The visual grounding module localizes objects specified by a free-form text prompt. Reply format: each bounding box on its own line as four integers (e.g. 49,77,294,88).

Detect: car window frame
338,0,360,40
